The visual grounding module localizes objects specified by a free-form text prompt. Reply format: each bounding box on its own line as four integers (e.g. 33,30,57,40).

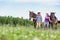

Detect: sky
0,0,60,21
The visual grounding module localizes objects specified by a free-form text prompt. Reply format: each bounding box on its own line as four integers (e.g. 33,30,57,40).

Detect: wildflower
6,30,8,32
29,33,32,36
33,37,39,40
10,31,13,33
25,35,28,38
50,34,54,38
46,38,48,40
54,36,56,38
2,31,5,34
14,34,17,36
46,35,48,37
41,33,44,37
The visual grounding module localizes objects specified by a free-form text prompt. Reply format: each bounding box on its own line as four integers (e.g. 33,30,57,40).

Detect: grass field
0,24,60,40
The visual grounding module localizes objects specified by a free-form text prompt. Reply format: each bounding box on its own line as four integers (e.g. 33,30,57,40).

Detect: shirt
36,16,42,22
45,17,49,23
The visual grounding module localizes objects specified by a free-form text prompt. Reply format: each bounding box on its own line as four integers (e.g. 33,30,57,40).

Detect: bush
0,16,33,27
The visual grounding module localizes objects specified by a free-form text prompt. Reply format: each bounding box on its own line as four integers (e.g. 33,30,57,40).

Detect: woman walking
36,12,42,29
44,13,50,30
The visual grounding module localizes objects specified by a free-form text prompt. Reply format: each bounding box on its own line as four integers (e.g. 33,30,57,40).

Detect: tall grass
0,24,60,40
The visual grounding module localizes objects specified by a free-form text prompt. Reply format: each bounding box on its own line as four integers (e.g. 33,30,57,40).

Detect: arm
49,17,52,22
41,16,42,22
55,16,58,23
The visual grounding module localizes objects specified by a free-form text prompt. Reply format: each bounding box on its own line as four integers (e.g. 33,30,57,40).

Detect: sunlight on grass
0,26,60,40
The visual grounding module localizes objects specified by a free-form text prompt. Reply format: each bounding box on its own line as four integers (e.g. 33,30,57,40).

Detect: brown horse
29,11,37,28
49,12,58,29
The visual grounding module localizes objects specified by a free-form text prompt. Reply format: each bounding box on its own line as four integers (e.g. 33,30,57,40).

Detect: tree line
0,16,33,27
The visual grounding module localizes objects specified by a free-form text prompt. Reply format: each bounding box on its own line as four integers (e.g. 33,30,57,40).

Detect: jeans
44,22,49,28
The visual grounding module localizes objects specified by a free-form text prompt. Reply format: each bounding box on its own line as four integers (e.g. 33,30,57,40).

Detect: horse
49,12,58,30
29,11,37,28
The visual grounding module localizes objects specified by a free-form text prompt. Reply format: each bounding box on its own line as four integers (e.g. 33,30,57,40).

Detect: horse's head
29,11,33,20
29,11,37,20
50,12,57,23
50,12,56,18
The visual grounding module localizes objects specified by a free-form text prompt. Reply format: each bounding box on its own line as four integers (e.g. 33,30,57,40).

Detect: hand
55,21,57,23
50,20,52,22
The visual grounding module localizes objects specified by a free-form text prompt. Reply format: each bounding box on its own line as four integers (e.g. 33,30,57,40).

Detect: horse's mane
32,13,37,18
29,11,37,18
33,13,37,16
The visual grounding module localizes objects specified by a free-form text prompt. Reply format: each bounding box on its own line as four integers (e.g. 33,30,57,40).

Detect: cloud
0,0,59,5
14,0,57,3
0,0,57,2
0,0,57,6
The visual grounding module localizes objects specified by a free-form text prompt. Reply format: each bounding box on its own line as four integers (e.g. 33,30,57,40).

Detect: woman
44,13,50,30
36,12,42,29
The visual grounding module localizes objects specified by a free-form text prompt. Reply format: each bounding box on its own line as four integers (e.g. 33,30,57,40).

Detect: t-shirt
36,16,42,22
45,17,49,23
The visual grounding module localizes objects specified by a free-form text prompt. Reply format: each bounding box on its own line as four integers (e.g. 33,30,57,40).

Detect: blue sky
0,0,60,21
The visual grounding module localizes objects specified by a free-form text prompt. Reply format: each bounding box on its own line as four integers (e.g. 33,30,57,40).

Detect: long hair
46,13,50,17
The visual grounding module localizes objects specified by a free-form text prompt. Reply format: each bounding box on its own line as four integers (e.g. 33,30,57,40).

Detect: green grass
0,24,60,40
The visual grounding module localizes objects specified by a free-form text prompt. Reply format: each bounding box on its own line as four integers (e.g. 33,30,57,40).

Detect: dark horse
49,12,58,29
29,11,37,28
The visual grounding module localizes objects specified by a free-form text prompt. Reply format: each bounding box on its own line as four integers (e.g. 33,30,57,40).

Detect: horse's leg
41,23,43,28
51,23,54,29
33,21,35,28
33,22,35,28
55,23,57,30
49,22,50,29
35,21,36,28
33,20,36,29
